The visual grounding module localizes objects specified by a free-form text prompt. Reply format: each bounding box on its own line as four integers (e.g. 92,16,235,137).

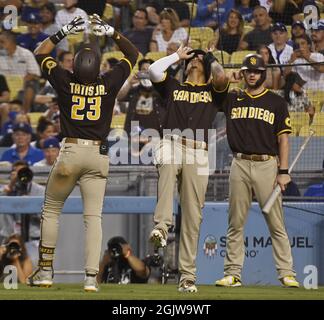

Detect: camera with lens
15,167,33,195
5,242,22,259
109,242,123,259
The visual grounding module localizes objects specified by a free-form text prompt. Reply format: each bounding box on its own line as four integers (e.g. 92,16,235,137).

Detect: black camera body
5,242,22,258
109,242,123,258
15,167,33,195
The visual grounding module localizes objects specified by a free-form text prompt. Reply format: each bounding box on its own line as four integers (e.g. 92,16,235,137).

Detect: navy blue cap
13,123,32,134
26,12,42,24
292,21,306,30
43,137,60,149
271,22,287,32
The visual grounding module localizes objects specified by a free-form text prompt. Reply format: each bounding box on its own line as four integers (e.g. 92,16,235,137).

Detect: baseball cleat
84,274,99,292
26,268,53,287
215,275,242,287
178,279,198,293
280,276,299,288
149,229,167,248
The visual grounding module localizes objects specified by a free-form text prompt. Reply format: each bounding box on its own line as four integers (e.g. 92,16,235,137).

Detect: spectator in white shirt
55,0,88,29
0,30,40,113
268,23,293,65
150,8,187,52
285,34,324,91
40,2,69,55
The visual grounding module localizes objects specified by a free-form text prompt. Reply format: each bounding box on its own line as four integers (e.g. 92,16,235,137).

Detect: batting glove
90,14,115,37
50,16,85,44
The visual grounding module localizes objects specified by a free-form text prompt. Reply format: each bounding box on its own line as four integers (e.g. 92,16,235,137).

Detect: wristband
50,30,66,45
278,169,289,175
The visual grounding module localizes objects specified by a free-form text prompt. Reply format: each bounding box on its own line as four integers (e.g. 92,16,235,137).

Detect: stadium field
0,284,323,300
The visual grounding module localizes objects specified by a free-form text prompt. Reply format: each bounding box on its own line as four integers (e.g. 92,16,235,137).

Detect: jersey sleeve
275,97,292,136
35,54,66,90
211,80,230,108
151,71,177,98
102,58,132,94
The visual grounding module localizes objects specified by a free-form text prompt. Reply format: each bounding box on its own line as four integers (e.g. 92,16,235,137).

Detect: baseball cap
13,123,32,134
26,12,42,24
43,137,60,149
271,22,287,33
311,19,324,31
292,21,306,30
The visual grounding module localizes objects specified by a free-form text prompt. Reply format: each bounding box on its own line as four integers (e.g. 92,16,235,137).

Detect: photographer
98,237,150,284
0,234,33,284
117,58,165,136
0,161,45,246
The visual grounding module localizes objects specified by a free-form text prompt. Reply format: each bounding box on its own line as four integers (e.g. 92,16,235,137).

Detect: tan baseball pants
153,137,209,283
39,138,109,274
224,157,296,280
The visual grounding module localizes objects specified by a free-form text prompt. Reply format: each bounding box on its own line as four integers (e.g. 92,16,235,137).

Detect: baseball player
215,54,299,288
26,15,138,292
148,44,229,293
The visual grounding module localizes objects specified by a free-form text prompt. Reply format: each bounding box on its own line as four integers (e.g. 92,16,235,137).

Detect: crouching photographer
98,237,151,284
0,160,45,247
0,234,33,283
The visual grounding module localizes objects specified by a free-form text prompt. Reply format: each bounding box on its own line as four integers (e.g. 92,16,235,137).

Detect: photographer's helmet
241,54,266,88
73,43,101,85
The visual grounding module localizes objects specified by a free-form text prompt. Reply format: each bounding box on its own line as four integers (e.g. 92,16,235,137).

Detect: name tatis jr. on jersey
231,106,275,125
70,82,107,96
173,89,212,103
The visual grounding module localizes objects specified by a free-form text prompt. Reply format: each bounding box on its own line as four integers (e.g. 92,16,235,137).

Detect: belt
165,135,208,151
64,137,101,146
234,153,273,161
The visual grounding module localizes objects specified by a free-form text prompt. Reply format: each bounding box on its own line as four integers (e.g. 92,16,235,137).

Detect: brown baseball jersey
36,54,132,140
152,72,229,142
220,89,292,155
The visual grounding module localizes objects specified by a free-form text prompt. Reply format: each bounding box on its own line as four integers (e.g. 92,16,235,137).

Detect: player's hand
230,70,242,83
176,43,195,60
61,16,85,36
90,14,115,37
276,174,291,191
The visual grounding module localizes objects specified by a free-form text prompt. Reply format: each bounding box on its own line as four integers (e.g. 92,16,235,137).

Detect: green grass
0,284,323,300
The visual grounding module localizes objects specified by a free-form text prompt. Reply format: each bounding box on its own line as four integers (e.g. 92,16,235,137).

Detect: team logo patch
203,235,217,258
285,117,291,127
250,57,257,65
46,60,57,75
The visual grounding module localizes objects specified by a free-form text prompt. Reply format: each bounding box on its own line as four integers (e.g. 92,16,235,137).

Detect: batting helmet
73,44,101,84
241,53,266,88
241,54,266,71
185,49,214,82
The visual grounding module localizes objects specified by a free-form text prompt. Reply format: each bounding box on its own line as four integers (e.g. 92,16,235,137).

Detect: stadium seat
186,2,197,20
213,50,231,64
290,112,310,134
312,112,324,125
28,112,43,128
299,125,324,136
186,27,214,45
145,51,167,61
306,89,324,113
103,3,114,20
286,25,291,38
243,25,253,35
12,25,28,34
188,39,201,49
230,50,256,65
66,33,84,54
5,75,24,100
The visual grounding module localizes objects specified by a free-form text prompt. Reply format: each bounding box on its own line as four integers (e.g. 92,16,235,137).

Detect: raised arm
148,43,194,82
34,16,85,55
91,14,139,67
